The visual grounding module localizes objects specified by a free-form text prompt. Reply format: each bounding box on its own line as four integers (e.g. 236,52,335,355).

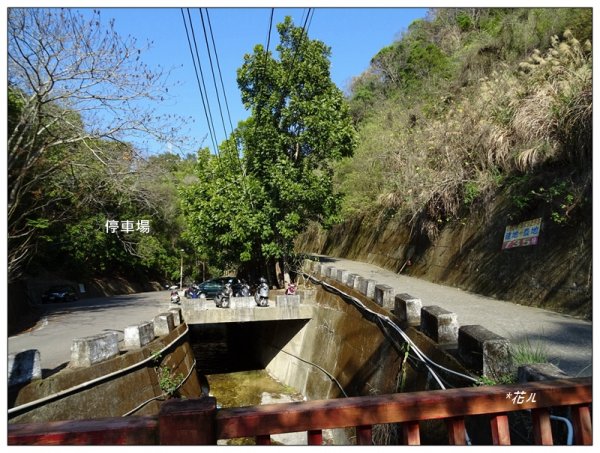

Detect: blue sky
90,7,428,155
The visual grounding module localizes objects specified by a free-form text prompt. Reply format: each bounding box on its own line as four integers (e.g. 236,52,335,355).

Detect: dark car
41,285,79,303
191,277,242,299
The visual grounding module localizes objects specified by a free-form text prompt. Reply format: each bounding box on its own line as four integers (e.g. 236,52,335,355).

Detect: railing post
356,425,372,445
446,417,467,445
307,429,323,445
255,435,271,445
401,422,420,445
158,397,217,445
490,414,511,445
571,404,592,445
531,408,553,445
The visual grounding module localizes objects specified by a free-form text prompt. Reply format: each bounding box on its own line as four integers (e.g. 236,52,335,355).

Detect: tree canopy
7,8,189,283
181,17,357,282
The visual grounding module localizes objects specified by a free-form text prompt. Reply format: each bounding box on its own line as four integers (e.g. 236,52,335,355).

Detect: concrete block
8,350,42,387
517,363,570,383
420,306,459,345
302,259,313,273
154,313,175,337
395,293,422,326
339,270,351,284
327,266,337,279
124,322,155,349
359,278,377,299
169,307,183,326
346,273,360,288
374,284,394,309
71,332,119,367
353,275,364,291
318,264,328,277
458,325,512,377
336,269,347,283
276,295,301,307
230,297,256,309
297,288,317,304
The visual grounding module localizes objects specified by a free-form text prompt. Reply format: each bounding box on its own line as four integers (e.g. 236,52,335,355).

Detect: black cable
181,8,218,154
186,8,220,158
205,9,235,135
199,8,228,142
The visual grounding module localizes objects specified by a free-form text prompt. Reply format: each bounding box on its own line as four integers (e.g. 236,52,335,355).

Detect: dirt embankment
296,192,592,320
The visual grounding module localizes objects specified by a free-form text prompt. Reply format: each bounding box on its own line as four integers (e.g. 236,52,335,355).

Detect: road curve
8,290,175,373
309,254,592,378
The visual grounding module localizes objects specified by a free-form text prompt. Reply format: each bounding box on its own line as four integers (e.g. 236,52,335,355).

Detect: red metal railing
8,377,592,446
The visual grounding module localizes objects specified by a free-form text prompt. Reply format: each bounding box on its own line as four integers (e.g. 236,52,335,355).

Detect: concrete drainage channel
8,259,575,444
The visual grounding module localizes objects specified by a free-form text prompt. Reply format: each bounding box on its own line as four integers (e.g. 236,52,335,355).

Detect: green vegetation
7,8,592,306
511,338,549,366
338,8,592,239
7,9,192,284
156,366,185,397
181,17,356,281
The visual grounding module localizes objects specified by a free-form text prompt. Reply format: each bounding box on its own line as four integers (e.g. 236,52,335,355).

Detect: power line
184,8,220,158
199,8,228,142
181,8,217,154
204,9,234,135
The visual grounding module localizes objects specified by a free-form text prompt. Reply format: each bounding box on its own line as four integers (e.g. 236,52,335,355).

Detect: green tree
182,17,357,284
7,8,186,282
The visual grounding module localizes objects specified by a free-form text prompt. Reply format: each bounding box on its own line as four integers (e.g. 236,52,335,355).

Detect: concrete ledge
517,363,570,383
318,264,328,277
276,295,300,306
353,275,364,292
70,332,119,367
154,313,175,337
420,306,458,345
374,284,394,309
458,325,512,377
297,289,317,304
336,269,348,284
169,307,183,326
124,322,155,350
302,259,314,273
327,266,337,279
346,273,360,288
395,293,422,326
184,304,314,324
230,297,256,309
359,278,377,298
8,350,42,387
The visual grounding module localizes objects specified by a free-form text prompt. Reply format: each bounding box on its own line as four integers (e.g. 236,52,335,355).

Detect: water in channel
189,323,308,445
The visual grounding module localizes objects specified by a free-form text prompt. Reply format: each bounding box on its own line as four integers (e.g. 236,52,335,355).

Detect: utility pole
180,249,184,290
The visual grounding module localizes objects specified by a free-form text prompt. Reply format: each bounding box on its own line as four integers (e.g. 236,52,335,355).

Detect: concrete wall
255,279,468,401
9,324,202,424
296,197,592,319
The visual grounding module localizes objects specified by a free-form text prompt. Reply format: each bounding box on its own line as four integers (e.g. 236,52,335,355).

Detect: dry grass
340,29,592,239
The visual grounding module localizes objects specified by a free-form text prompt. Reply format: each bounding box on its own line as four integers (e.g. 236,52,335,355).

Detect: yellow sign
502,218,542,250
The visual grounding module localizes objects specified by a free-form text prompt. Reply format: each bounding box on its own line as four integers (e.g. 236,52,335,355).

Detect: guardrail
8,377,592,446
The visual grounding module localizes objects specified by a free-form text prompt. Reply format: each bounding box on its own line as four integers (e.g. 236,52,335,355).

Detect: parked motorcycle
285,282,297,295
215,280,233,308
185,284,200,299
170,290,180,304
236,280,251,297
254,277,269,307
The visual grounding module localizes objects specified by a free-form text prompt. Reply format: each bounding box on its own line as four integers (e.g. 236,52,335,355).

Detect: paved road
8,290,177,373
309,254,593,378
8,262,593,378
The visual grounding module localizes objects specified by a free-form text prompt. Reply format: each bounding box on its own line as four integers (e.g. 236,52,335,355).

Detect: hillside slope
296,181,592,319
297,8,592,319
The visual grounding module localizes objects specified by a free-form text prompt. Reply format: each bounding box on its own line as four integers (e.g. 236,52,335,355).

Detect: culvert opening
189,319,308,375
